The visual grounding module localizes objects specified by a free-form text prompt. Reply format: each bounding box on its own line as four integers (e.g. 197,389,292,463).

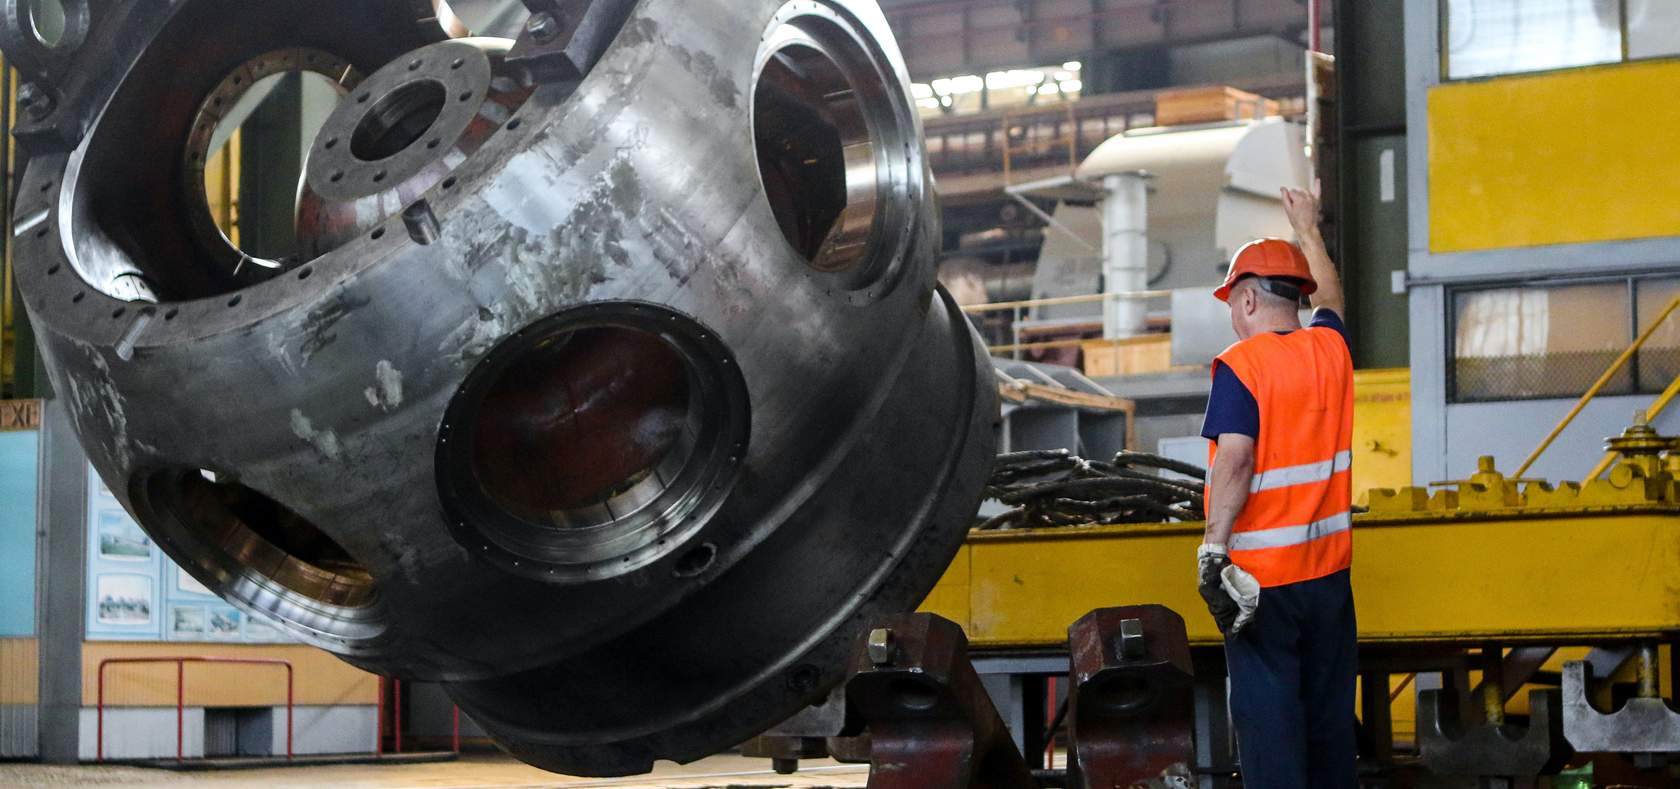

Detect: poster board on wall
84,465,291,644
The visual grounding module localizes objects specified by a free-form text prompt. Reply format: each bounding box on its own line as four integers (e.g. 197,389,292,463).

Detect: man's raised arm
1281,185,1344,317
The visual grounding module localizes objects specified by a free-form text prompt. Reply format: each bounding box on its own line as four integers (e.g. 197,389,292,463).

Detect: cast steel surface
2,0,995,774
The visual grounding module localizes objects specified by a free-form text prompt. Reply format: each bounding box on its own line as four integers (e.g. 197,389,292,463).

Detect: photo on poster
175,566,215,598
170,606,207,638
207,607,243,640
96,510,153,561
95,574,153,625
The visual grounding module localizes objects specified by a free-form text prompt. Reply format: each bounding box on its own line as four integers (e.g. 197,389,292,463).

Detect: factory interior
0,0,1677,786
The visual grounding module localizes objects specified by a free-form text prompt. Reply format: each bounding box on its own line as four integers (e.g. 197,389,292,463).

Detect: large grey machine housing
1,0,996,774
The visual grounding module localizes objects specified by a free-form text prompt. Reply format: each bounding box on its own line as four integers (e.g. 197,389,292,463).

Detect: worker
1196,185,1355,787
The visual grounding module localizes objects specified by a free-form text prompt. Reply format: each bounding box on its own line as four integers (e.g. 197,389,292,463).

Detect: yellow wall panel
1353,369,1412,493
0,639,37,705
82,642,377,708
1428,60,1680,252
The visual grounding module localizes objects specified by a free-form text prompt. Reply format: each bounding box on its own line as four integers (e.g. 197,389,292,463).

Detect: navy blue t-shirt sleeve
1201,362,1260,441
1309,307,1350,347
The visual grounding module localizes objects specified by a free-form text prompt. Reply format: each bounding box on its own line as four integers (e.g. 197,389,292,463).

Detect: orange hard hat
1214,238,1317,302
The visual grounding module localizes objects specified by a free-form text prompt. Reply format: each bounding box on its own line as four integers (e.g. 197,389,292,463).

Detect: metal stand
1561,646,1680,769
1066,606,1196,788
750,608,1202,788
1418,681,1569,787
837,613,1039,789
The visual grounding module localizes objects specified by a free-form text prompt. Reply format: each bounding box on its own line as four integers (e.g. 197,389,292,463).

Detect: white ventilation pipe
1101,172,1149,339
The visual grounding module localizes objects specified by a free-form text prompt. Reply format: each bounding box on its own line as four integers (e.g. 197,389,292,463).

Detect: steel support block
839,613,1039,789
1561,660,1680,753
1418,687,1570,780
1065,605,1194,789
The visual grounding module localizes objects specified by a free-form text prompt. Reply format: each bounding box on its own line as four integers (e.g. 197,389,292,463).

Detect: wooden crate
1081,335,1172,377
1154,85,1279,127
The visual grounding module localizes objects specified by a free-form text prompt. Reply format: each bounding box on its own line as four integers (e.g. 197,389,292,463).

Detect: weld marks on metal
289,409,342,461
364,360,404,412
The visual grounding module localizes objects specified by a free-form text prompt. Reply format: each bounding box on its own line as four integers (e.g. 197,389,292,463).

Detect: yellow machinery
923,441,1680,649
920,421,1680,781
918,305,1680,780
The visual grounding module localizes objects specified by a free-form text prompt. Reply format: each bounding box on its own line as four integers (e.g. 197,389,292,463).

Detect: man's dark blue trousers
1224,568,1358,788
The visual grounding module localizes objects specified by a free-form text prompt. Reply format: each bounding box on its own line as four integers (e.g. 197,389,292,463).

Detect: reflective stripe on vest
1249,450,1352,494
1228,511,1352,552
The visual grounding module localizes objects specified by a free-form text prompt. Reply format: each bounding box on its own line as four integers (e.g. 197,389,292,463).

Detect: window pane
1636,277,1680,392
1628,0,1680,59
1453,283,1631,401
1446,0,1623,79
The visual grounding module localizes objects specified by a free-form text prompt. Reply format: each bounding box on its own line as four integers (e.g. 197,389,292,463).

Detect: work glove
1197,544,1261,636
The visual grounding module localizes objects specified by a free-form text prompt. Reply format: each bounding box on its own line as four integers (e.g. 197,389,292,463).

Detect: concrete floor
0,753,871,788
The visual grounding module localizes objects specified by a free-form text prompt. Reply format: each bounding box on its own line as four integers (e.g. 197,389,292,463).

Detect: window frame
1447,272,1680,403
1439,0,1680,82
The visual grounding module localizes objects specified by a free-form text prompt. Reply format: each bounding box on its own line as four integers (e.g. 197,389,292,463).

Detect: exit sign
0,400,41,431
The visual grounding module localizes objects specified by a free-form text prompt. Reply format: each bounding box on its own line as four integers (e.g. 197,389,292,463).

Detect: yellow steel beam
921,508,1680,648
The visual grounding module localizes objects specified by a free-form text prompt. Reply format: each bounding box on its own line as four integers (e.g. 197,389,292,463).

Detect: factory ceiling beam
878,0,1312,82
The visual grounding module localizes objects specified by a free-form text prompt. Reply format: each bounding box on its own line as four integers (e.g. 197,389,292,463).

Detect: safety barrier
961,291,1171,356
96,656,293,762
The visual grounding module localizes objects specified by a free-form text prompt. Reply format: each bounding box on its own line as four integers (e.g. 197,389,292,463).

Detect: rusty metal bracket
839,613,1041,789
506,0,637,83
1065,606,1195,789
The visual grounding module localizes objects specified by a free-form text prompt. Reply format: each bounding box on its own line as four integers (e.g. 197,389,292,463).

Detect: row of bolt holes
326,56,479,185
42,111,530,319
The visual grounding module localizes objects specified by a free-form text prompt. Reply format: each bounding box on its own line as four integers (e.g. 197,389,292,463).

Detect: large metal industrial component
2,0,996,774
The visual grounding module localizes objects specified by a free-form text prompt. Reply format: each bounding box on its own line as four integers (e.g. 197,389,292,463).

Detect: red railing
377,677,462,756
96,656,293,763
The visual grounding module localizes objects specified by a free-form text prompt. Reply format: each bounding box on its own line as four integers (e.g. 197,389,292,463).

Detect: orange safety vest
1206,325,1354,588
